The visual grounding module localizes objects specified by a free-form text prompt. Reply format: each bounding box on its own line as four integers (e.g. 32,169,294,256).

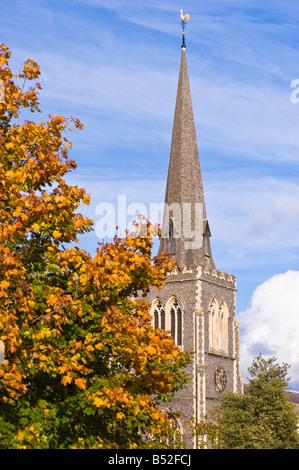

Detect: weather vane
180,10,190,48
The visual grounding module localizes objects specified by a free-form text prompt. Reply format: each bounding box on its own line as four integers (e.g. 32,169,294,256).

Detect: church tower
147,16,243,448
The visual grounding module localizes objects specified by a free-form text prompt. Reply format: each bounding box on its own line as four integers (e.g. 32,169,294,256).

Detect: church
146,18,243,448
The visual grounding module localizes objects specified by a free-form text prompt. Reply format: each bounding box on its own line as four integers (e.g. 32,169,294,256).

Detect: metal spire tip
180,10,190,48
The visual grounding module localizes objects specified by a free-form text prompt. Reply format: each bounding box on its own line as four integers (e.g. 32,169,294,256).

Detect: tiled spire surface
158,47,215,268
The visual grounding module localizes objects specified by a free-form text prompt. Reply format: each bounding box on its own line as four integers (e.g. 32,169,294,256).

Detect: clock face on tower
215,367,227,392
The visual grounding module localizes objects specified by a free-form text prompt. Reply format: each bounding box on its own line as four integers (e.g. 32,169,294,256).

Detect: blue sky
2,0,299,389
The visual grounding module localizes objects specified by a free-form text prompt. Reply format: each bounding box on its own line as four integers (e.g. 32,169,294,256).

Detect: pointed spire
158,40,215,269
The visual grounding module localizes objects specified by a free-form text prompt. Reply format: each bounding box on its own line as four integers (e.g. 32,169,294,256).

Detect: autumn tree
210,355,299,449
0,44,190,449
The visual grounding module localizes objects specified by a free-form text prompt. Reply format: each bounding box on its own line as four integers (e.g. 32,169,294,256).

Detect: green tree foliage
210,355,299,449
0,44,191,449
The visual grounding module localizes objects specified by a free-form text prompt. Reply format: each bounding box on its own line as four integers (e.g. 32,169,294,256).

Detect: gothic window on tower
150,298,165,331
168,218,176,254
163,410,182,446
167,297,183,347
204,234,209,257
219,301,229,354
209,297,229,355
208,297,219,352
203,220,211,257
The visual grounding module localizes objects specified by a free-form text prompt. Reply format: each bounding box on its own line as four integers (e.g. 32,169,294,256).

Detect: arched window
167,297,183,347
171,307,176,339
203,220,211,257
168,218,176,254
209,297,229,355
209,297,219,352
168,415,182,445
154,310,159,330
162,410,182,446
151,298,165,330
219,301,229,354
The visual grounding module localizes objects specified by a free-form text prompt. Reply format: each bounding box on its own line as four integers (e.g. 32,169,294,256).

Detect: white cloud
239,270,299,390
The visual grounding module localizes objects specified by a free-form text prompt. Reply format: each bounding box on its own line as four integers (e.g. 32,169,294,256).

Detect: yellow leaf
147,346,156,355
94,397,105,407
61,375,72,386
53,230,62,239
94,396,110,407
59,365,68,374
47,293,57,306
152,411,162,420
0,280,10,289
75,378,86,390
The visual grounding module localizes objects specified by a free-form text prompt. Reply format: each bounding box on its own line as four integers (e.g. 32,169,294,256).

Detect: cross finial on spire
180,10,190,48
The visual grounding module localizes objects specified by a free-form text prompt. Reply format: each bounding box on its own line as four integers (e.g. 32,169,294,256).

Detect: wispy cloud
5,0,299,166
205,173,299,256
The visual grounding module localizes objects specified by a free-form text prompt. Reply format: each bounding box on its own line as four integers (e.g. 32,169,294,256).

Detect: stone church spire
148,17,243,447
158,38,215,269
